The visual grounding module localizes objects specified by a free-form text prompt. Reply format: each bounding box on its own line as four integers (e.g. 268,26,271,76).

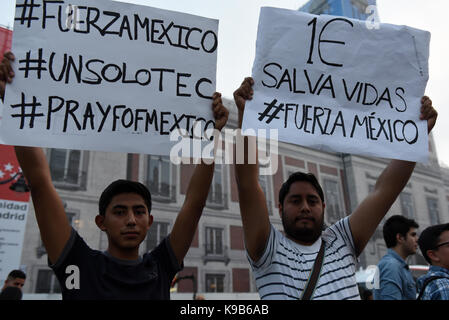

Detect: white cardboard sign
243,7,430,162
1,0,219,156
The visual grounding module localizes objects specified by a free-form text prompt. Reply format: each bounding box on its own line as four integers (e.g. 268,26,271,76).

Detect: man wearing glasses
417,223,449,300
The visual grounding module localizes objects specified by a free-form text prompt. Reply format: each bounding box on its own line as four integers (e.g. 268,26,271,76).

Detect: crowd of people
0,47,447,301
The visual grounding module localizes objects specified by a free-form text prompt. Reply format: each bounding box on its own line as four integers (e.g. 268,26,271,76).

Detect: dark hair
278,172,324,207
383,215,419,248
418,223,449,264
0,287,22,300
98,179,152,216
7,269,26,280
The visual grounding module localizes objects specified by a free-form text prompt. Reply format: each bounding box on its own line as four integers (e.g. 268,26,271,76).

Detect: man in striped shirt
233,77,438,300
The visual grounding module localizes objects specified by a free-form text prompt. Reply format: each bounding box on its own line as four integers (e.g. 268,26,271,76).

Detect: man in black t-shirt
0,51,229,300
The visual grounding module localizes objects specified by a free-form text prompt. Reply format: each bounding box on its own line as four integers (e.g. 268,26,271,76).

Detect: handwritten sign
243,7,430,162
0,0,218,156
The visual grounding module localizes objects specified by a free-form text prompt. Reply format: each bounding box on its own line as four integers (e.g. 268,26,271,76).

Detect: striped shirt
247,217,360,300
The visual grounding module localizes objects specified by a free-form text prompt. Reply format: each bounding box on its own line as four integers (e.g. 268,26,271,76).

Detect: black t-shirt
50,228,182,300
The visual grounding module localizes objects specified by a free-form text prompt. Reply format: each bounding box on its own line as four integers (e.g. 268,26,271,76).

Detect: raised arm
169,92,229,265
349,96,438,256
233,77,271,262
0,52,71,265
14,147,71,265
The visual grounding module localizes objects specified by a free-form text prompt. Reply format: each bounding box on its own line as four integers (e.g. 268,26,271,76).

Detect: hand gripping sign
1,0,218,156
243,7,430,162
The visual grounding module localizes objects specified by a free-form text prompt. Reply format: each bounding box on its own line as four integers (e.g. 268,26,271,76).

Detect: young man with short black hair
416,223,449,300
373,215,419,300
0,52,229,299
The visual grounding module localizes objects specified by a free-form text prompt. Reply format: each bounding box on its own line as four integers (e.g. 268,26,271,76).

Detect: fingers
1,51,15,82
234,77,254,100
0,52,15,100
212,91,228,130
233,77,254,110
420,96,433,119
0,81,5,100
420,95,438,133
4,51,15,62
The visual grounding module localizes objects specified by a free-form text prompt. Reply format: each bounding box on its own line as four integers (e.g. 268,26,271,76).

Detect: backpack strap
417,275,449,300
301,240,326,300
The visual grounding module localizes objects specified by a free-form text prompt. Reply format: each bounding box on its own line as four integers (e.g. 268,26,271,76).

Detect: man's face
279,181,325,245
4,278,25,290
430,230,449,269
98,193,152,252
402,227,419,256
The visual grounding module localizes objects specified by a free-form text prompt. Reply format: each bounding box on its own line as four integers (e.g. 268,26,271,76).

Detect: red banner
0,26,13,57
0,145,30,202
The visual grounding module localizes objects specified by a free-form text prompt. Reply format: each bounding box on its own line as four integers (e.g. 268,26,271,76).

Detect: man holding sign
232,8,437,300
0,52,229,300
233,76,436,300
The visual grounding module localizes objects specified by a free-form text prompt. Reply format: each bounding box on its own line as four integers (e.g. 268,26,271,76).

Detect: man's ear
95,215,106,231
396,233,405,244
278,204,283,219
147,214,154,231
427,249,440,264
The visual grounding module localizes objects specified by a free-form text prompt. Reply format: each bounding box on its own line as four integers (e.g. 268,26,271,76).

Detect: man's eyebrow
112,204,146,209
288,194,319,199
112,205,127,209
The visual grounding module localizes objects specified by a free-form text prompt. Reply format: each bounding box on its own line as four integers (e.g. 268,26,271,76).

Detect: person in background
0,287,23,300
416,223,449,300
1,269,26,292
374,215,419,300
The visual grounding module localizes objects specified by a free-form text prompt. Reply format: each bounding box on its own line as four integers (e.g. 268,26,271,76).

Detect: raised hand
0,51,15,100
420,96,437,133
212,92,228,131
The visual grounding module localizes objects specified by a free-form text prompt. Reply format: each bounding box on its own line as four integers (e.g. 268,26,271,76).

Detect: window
323,179,343,224
147,156,172,200
37,210,78,258
146,221,170,251
207,164,226,208
35,269,61,293
205,273,225,292
49,149,84,186
205,227,224,255
426,197,440,225
400,192,415,219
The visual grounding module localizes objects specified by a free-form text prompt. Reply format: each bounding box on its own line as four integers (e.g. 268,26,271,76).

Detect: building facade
299,0,377,20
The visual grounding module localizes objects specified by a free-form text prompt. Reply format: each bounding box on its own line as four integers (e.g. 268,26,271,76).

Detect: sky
1,0,448,166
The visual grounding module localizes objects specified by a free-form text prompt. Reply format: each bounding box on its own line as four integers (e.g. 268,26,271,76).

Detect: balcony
206,192,228,210
147,182,176,203
53,170,87,191
202,244,230,265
